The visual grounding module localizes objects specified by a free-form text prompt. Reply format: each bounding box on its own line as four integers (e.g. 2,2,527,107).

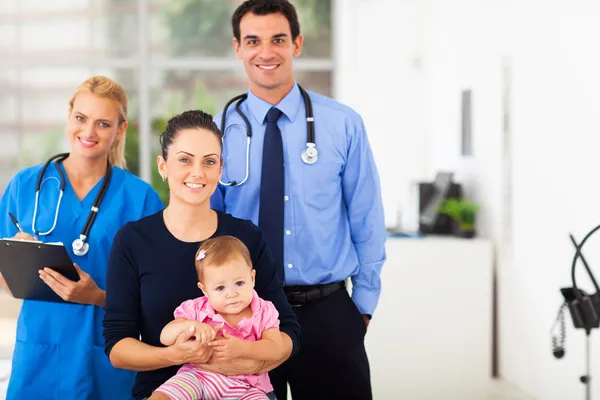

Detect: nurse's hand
168,326,214,365
12,232,39,241
0,275,12,296
39,263,105,306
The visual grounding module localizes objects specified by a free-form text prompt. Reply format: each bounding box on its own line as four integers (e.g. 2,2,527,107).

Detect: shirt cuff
351,287,380,316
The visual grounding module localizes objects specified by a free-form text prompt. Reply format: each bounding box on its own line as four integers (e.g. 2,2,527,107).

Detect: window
0,2,332,386
0,0,333,196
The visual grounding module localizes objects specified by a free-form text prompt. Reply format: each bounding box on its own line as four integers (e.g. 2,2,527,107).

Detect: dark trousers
269,287,372,400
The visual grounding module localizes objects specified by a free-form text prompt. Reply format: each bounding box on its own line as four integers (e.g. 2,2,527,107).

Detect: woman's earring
162,175,166,182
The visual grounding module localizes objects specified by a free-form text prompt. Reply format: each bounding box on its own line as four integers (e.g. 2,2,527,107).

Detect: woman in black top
103,110,301,399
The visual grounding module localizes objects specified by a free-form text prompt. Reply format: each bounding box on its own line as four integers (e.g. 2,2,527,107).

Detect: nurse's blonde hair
68,76,128,169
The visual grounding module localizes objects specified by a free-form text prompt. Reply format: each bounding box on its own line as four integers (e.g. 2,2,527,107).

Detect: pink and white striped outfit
154,290,280,400
155,370,270,400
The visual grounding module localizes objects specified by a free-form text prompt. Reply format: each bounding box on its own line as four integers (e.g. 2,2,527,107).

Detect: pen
8,213,24,234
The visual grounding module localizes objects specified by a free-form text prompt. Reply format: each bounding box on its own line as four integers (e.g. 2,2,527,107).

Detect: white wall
334,0,429,229
334,0,507,236
504,1,600,399
335,0,600,399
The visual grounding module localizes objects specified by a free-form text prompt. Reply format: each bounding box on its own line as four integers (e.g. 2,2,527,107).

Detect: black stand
583,332,591,400
561,301,594,400
561,230,600,400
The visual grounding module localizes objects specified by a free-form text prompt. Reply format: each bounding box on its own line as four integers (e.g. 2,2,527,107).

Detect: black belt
284,281,345,307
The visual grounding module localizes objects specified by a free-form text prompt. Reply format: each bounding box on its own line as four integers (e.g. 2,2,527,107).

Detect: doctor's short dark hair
159,110,222,159
232,0,301,42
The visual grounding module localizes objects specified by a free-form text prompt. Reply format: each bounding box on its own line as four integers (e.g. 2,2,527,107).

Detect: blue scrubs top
0,162,164,400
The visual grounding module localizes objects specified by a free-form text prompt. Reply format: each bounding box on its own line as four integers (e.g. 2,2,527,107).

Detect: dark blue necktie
259,107,285,281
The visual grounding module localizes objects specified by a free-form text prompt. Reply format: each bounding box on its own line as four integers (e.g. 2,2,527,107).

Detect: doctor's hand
363,315,371,328
39,263,105,307
168,326,214,365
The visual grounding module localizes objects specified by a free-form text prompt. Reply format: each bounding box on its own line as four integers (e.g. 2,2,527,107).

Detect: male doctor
211,1,387,399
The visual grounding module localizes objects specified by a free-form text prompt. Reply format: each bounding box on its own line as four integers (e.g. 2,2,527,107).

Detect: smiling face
234,11,303,100
157,127,222,207
66,91,126,162
198,256,256,316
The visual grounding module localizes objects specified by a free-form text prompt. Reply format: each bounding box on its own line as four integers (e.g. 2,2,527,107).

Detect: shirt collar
246,81,302,124
202,290,262,334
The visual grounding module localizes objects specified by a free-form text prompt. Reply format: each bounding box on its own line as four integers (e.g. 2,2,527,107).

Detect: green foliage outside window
160,0,331,57
111,0,332,205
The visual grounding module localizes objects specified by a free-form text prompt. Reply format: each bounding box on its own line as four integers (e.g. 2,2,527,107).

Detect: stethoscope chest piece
72,236,89,256
301,143,318,165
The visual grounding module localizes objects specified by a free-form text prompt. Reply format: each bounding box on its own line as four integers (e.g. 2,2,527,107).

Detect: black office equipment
552,227,600,400
418,172,463,234
0,239,79,303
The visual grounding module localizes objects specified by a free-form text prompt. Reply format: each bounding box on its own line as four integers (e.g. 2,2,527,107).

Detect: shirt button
286,230,291,235
284,196,289,201
287,263,293,269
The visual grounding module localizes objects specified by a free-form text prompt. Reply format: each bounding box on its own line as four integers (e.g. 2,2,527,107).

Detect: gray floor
0,366,535,400
0,292,536,400
488,379,537,400
0,359,10,400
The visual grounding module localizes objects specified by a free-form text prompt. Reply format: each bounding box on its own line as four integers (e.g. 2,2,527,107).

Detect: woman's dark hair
232,0,300,42
159,110,222,159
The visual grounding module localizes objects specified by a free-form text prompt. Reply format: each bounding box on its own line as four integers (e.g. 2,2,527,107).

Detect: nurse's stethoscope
219,84,317,186
32,152,113,256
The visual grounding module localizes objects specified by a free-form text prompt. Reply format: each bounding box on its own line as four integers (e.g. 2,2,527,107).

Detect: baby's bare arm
160,319,216,346
241,328,284,361
160,318,195,346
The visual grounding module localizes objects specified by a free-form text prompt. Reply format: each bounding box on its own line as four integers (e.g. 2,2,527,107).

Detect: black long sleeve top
103,210,301,399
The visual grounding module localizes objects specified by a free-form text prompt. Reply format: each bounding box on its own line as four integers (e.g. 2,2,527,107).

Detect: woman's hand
197,332,293,376
39,263,105,306
168,326,214,365
196,355,263,376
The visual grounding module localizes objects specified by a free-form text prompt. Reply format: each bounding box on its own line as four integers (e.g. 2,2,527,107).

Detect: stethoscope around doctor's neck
219,84,318,187
33,152,113,256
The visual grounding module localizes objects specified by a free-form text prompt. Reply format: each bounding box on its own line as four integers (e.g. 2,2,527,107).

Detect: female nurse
0,76,164,399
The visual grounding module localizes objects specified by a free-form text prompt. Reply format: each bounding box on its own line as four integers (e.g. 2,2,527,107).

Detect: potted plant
437,198,479,238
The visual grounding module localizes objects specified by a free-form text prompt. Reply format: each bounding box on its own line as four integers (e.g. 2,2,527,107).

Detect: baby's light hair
195,236,252,282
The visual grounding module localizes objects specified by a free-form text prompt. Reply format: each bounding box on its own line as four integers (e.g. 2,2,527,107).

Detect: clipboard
0,238,79,303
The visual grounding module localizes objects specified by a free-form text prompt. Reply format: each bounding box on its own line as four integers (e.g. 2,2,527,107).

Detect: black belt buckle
285,289,309,307
286,291,308,308
285,281,345,307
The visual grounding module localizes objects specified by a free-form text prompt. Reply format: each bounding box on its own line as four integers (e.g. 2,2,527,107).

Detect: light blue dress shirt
211,82,386,315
